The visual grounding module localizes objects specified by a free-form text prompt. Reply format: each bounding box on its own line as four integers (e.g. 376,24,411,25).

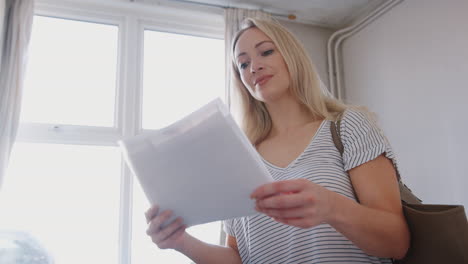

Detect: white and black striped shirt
224,109,396,264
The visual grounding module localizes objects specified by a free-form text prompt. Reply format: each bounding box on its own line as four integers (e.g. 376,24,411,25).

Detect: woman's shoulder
336,107,377,134
337,107,395,171
341,107,374,123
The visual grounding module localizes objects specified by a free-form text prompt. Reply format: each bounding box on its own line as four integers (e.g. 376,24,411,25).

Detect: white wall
281,20,333,87
342,0,468,207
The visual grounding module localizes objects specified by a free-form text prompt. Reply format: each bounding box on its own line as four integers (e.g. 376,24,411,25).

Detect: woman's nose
250,60,264,73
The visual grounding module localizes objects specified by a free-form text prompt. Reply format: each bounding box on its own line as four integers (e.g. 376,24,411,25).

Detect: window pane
0,143,121,264
131,180,223,264
142,30,225,129
21,16,118,126
136,30,225,262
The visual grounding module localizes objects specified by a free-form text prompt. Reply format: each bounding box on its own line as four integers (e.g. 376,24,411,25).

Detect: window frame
15,1,225,263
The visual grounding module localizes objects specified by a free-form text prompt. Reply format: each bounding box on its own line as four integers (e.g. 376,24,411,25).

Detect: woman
145,18,410,263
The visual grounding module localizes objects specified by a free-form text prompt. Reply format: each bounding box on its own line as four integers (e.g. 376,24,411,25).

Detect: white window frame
15,1,225,263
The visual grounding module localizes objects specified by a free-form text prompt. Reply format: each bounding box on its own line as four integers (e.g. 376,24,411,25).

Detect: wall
281,20,334,87
342,0,468,206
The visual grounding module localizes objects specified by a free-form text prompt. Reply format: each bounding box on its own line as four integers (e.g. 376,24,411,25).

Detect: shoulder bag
330,120,468,264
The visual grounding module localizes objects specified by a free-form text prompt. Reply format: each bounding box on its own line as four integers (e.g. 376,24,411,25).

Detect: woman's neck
265,94,320,137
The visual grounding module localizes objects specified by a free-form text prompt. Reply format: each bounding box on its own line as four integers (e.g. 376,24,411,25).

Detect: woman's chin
256,90,289,103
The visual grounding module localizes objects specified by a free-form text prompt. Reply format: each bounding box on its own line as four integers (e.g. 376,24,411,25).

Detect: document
118,98,274,227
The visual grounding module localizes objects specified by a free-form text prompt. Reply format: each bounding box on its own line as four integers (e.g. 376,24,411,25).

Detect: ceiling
166,0,388,28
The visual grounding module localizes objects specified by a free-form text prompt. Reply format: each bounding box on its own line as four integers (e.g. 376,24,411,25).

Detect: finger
146,210,173,235
157,225,187,249
251,179,308,199
171,225,187,240
155,217,185,244
145,205,160,223
256,193,314,209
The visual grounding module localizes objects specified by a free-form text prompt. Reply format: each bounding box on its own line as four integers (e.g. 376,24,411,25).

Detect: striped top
223,109,397,264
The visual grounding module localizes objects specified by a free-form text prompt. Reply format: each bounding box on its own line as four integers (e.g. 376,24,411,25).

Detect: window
132,29,225,264
0,143,121,264
0,2,225,264
0,15,121,264
21,16,118,127
141,30,225,129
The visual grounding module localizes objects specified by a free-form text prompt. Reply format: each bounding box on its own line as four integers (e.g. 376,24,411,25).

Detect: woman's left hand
251,178,337,228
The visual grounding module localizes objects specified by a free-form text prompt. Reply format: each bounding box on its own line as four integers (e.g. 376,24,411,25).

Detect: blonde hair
231,18,348,145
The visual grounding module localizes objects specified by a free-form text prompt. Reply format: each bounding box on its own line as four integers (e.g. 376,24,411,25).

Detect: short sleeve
222,218,236,237
340,109,399,172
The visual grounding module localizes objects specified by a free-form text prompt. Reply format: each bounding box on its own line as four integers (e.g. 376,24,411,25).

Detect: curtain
224,8,271,118
0,1,6,63
0,0,35,190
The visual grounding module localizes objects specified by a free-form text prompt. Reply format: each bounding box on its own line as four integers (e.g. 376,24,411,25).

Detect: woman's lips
255,75,273,86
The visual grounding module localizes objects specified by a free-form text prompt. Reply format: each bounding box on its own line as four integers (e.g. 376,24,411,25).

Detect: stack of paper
118,98,274,227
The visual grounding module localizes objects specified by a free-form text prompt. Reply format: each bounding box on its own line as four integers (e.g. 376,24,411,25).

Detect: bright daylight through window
133,29,225,264
0,11,225,264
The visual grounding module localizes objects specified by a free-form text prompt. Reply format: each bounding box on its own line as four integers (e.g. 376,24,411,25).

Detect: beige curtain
224,8,271,118
0,0,35,190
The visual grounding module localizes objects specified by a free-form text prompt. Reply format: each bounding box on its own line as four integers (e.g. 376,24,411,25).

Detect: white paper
118,98,274,227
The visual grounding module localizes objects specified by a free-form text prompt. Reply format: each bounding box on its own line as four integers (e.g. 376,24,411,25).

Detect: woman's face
234,28,291,103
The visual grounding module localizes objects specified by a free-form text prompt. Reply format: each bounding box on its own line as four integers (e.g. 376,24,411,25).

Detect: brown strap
330,120,344,155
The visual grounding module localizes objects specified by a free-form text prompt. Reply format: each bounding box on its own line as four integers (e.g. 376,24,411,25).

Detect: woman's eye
262,49,274,56
240,62,249,70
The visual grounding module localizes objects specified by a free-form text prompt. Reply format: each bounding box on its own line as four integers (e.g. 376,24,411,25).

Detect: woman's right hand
145,205,187,250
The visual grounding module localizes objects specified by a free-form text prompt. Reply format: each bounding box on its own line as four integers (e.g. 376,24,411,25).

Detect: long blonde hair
231,18,347,145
